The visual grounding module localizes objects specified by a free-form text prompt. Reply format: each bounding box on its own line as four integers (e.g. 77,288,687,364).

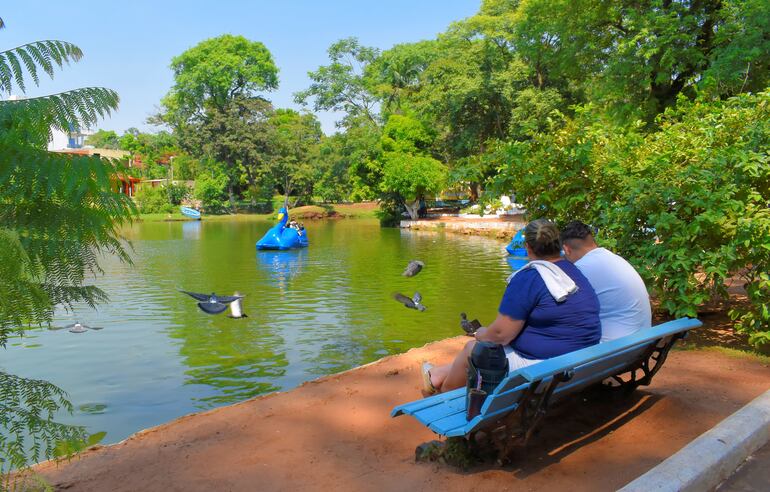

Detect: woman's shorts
504,345,543,371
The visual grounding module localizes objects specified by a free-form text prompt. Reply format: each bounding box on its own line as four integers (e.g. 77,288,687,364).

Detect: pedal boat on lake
256,207,309,250
506,229,527,256
180,206,202,220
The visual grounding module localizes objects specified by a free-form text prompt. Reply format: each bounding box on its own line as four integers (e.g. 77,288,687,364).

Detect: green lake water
2,218,519,445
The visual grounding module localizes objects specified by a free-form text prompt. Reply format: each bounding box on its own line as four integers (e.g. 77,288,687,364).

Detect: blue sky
3,1,479,135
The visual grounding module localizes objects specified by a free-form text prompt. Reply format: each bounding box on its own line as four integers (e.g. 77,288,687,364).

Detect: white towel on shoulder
506,260,578,302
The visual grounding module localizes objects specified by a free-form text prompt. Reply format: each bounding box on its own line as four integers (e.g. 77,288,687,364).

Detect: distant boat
180,206,201,220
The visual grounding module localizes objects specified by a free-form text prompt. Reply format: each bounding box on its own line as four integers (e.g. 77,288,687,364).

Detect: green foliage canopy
165,34,278,117
494,91,770,345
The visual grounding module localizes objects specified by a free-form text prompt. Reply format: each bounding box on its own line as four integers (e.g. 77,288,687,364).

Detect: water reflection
182,220,201,240
507,256,529,271
2,219,515,445
256,249,307,292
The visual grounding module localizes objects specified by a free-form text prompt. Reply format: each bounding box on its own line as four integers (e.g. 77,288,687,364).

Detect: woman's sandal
421,362,438,397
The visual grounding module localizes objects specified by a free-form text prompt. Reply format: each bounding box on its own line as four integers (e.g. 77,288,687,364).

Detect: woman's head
524,219,561,258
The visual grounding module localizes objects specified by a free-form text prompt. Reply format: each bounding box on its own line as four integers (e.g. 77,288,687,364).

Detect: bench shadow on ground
457,387,664,478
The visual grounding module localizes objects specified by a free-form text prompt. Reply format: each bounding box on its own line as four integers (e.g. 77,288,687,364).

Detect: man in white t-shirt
560,221,652,342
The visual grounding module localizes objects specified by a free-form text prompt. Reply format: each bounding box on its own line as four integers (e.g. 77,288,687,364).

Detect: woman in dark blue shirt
423,219,601,394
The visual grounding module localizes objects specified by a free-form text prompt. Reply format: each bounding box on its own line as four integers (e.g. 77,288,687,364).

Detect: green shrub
165,183,189,205
495,91,770,347
194,171,229,212
135,185,172,214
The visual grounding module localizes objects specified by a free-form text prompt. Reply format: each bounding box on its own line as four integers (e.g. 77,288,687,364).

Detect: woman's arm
475,313,525,345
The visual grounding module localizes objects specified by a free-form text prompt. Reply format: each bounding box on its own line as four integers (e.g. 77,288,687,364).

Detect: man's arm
475,313,525,345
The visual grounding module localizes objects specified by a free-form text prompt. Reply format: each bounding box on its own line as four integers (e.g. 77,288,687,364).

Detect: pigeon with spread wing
179,290,245,315
393,292,426,312
49,322,103,333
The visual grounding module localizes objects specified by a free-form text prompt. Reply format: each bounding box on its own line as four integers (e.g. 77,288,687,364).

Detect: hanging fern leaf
0,20,135,482
0,40,83,94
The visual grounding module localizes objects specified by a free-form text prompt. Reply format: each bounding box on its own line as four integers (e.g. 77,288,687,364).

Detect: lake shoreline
400,215,527,240
32,329,770,492
137,202,380,222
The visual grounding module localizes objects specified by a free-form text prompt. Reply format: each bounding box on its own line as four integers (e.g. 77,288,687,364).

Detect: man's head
560,221,598,263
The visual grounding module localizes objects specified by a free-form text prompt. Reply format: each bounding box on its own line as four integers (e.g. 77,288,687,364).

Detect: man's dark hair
560,221,595,244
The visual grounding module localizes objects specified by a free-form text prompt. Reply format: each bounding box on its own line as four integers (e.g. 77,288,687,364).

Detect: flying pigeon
227,291,248,319
393,292,426,311
49,322,103,333
402,260,425,277
460,312,482,336
179,290,245,315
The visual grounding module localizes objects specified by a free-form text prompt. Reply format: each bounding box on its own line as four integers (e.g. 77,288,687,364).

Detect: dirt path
34,338,770,492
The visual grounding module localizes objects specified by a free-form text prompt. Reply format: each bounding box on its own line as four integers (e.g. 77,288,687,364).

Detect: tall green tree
190,96,276,206
158,35,280,207
498,0,770,121
294,37,380,126
0,18,134,481
269,109,323,205
378,115,447,220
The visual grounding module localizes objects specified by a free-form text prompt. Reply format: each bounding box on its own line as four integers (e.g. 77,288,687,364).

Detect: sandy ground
32,336,770,492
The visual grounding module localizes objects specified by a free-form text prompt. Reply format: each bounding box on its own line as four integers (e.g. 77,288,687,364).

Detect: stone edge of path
618,388,770,492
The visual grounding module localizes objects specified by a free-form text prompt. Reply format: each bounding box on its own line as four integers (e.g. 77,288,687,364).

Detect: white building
7,94,93,151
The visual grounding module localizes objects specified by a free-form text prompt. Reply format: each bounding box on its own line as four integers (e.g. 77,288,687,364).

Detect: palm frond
0,25,129,476
0,40,83,94
0,87,120,139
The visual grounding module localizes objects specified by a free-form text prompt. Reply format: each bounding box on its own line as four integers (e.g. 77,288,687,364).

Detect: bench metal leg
607,332,687,392
491,370,574,464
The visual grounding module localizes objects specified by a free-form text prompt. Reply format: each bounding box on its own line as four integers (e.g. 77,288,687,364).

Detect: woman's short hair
524,219,561,257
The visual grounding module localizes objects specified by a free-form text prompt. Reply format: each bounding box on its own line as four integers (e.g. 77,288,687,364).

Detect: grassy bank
138,202,379,222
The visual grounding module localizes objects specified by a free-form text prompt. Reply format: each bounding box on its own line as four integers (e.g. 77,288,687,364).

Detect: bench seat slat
429,410,472,436
411,395,466,425
391,388,464,417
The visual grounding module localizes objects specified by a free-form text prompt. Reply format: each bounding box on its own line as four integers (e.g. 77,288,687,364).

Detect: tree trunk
404,199,420,221
228,183,236,212
469,182,479,202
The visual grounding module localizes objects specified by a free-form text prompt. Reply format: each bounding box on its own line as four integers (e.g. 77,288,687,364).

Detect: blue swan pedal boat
506,229,528,271
505,229,527,256
256,207,309,250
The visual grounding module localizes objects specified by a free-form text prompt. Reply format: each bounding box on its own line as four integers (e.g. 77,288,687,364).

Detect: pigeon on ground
49,322,103,333
179,290,245,315
460,312,482,335
393,292,426,311
402,260,425,277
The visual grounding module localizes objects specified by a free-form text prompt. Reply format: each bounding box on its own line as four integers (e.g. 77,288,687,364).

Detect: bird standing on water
393,292,426,311
179,290,245,315
402,260,425,277
49,322,103,333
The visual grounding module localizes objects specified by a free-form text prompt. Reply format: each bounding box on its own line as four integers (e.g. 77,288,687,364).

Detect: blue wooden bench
392,317,702,463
